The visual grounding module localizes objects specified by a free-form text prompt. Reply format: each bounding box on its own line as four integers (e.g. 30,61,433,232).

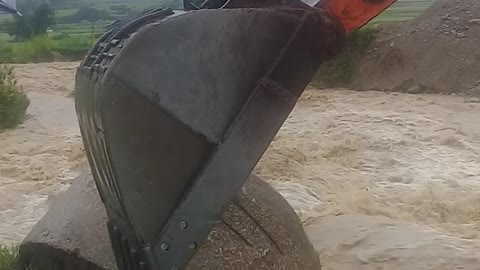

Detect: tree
31,3,55,36
2,15,33,40
58,6,110,24
2,3,55,40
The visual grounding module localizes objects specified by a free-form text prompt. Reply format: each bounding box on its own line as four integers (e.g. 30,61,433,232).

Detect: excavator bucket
74,1,395,269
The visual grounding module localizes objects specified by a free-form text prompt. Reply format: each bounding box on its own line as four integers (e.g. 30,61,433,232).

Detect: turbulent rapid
2,63,480,269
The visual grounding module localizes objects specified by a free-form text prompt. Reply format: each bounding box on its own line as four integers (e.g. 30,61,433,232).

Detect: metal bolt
160,242,169,252
179,220,188,230
189,242,197,250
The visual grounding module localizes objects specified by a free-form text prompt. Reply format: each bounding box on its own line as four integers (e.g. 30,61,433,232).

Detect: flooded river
1,62,480,269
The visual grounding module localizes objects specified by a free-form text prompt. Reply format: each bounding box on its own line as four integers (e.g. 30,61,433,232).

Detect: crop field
374,0,433,22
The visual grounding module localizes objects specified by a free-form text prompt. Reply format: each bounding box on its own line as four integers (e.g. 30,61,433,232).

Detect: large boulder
19,170,115,270
20,170,320,270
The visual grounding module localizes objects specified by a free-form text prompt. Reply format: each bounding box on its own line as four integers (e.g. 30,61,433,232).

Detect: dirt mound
352,0,480,94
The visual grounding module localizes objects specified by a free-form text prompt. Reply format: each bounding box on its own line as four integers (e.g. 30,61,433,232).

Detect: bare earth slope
352,0,480,94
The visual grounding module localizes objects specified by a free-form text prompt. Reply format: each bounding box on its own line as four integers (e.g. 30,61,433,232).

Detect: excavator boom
318,0,397,33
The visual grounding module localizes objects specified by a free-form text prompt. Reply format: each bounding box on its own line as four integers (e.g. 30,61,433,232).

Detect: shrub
53,35,91,51
51,33,71,40
0,65,29,130
0,245,19,270
53,35,92,59
0,45,14,63
13,36,55,62
58,7,110,24
313,26,380,87
317,52,354,87
10,35,92,63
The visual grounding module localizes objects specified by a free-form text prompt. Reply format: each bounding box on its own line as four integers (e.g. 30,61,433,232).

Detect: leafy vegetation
57,6,110,24
311,0,434,88
3,3,55,41
12,36,54,62
0,34,92,63
313,27,380,87
0,245,19,270
0,245,37,270
0,65,29,130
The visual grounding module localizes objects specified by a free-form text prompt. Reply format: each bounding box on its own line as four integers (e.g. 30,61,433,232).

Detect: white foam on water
3,63,480,270
255,88,480,269
257,89,480,238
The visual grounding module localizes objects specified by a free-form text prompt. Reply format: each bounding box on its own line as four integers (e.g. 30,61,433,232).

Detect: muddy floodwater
2,62,480,269
256,89,480,269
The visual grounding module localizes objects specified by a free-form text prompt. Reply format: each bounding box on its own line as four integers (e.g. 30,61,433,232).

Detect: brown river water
1,62,480,269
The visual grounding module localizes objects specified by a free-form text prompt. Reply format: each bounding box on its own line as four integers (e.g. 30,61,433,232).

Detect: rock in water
19,170,320,270
19,170,115,270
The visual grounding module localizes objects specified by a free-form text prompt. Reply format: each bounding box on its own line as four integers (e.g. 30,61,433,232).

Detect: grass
74,0,181,10
312,0,434,87
54,22,109,35
0,245,38,270
0,34,94,63
313,26,380,87
0,12,105,63
0,245,19,270
12,37,55,63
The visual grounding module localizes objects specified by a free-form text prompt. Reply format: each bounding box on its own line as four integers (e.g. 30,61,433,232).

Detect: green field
374,0,433,22
0,245,20,270
0,0,433,63
0,0,174,62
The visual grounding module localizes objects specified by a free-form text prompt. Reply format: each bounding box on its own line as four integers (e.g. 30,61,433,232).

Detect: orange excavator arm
217,0,398,35
318,0,397,34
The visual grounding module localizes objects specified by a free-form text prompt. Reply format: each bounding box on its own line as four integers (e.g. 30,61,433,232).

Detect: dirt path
2,62,480,269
